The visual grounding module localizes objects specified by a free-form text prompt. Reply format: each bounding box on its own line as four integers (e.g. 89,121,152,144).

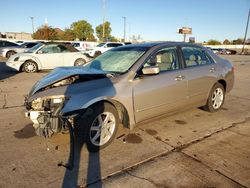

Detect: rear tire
75,103,119,152
74,58,87,66
6,51,16,58
203,83,225,112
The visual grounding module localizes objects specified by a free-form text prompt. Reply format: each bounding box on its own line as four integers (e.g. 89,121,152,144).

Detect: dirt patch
123,133,142,144
175,120,187,125
145,129,158,136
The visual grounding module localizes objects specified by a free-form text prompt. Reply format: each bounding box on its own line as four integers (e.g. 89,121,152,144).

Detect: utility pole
102,0,106,42
242,9,250,54
183,33,186,42
122,16,126,42
30,17,34,34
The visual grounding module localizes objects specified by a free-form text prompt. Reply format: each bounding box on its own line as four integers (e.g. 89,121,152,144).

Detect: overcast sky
1,0,249,42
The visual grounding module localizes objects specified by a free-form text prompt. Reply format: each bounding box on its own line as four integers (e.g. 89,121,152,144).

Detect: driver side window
40,44,61,54
144,47,179,72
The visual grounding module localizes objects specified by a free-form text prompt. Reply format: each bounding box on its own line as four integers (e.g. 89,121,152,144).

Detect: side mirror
142,66,160,75
37,50,43,54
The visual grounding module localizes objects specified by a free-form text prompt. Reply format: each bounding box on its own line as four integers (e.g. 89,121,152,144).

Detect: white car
0,42,39,58
86,42,124,57
6,42,90,73
71,41,98,52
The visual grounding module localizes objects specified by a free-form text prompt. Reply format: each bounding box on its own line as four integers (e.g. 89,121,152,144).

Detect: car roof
119,41,203,48
42,42,79,52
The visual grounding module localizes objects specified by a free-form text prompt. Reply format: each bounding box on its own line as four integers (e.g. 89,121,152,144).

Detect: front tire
203,83,225,112
23,60,38,73
75,103,119,152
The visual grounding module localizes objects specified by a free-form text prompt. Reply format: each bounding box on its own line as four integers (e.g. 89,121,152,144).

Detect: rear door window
182,47,213,68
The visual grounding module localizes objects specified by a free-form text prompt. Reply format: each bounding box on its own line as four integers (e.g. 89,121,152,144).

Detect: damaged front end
25,95,68,137
24,67,109,138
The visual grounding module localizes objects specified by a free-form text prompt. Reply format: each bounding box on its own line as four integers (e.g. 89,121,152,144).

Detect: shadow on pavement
61,132,102,188
0,61,19,80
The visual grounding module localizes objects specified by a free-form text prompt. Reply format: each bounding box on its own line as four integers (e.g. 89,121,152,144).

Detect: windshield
19,42,29,48
26,43,43,53
97,43,105,47
85,47,148,73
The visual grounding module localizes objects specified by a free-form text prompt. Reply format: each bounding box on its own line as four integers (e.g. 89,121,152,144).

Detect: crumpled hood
29,66,108,96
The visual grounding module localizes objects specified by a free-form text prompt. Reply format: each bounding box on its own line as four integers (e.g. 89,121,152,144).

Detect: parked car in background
211,48,224,55
72,41,97,52
24,42,234,152
0,40,19,48
0,42,39,58
224,49,237,55
211,48,237,55
6,42,90,73
86,42,124,57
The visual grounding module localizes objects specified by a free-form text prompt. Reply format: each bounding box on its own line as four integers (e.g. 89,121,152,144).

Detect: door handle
209,67,216,73
175,75,185,81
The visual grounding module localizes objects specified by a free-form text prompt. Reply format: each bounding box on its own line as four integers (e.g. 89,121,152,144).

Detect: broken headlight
31,95,68,110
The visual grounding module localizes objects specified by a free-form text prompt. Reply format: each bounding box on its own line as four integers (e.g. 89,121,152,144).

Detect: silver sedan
25,42,234,152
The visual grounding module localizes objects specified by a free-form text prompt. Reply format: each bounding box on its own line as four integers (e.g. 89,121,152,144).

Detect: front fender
60,96,111,117
20,55,42,70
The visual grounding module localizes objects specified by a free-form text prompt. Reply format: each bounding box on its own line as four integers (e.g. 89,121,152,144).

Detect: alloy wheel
89,112,116,146
212,88,224,109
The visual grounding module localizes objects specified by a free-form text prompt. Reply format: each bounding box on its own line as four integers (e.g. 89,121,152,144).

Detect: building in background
0,32,33,40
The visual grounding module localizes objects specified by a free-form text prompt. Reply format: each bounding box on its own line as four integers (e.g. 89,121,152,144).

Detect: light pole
122,17,126,42
242,9,250,54
102,0,106,41
30,17,34,34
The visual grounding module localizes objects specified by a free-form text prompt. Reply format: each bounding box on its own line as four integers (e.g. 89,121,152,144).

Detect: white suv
86,42,124,57
71,41,98,52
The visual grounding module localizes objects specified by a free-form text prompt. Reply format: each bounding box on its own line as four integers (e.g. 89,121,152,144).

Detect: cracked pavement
0,55,250,188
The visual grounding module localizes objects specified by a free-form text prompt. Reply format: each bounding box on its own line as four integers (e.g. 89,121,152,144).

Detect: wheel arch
79,98,130,129
217,79,227,92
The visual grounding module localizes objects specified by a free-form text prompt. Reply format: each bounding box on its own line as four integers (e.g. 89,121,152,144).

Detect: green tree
223,39,231,45
61,28,76,41
207,39,221,45
32,25,59,40
70,20,95,41
232,38,243,44
108,36,119,42
96,21,112,41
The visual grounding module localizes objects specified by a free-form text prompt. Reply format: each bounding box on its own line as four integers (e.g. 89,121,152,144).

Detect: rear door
181,46,218,105
133,46,188,122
